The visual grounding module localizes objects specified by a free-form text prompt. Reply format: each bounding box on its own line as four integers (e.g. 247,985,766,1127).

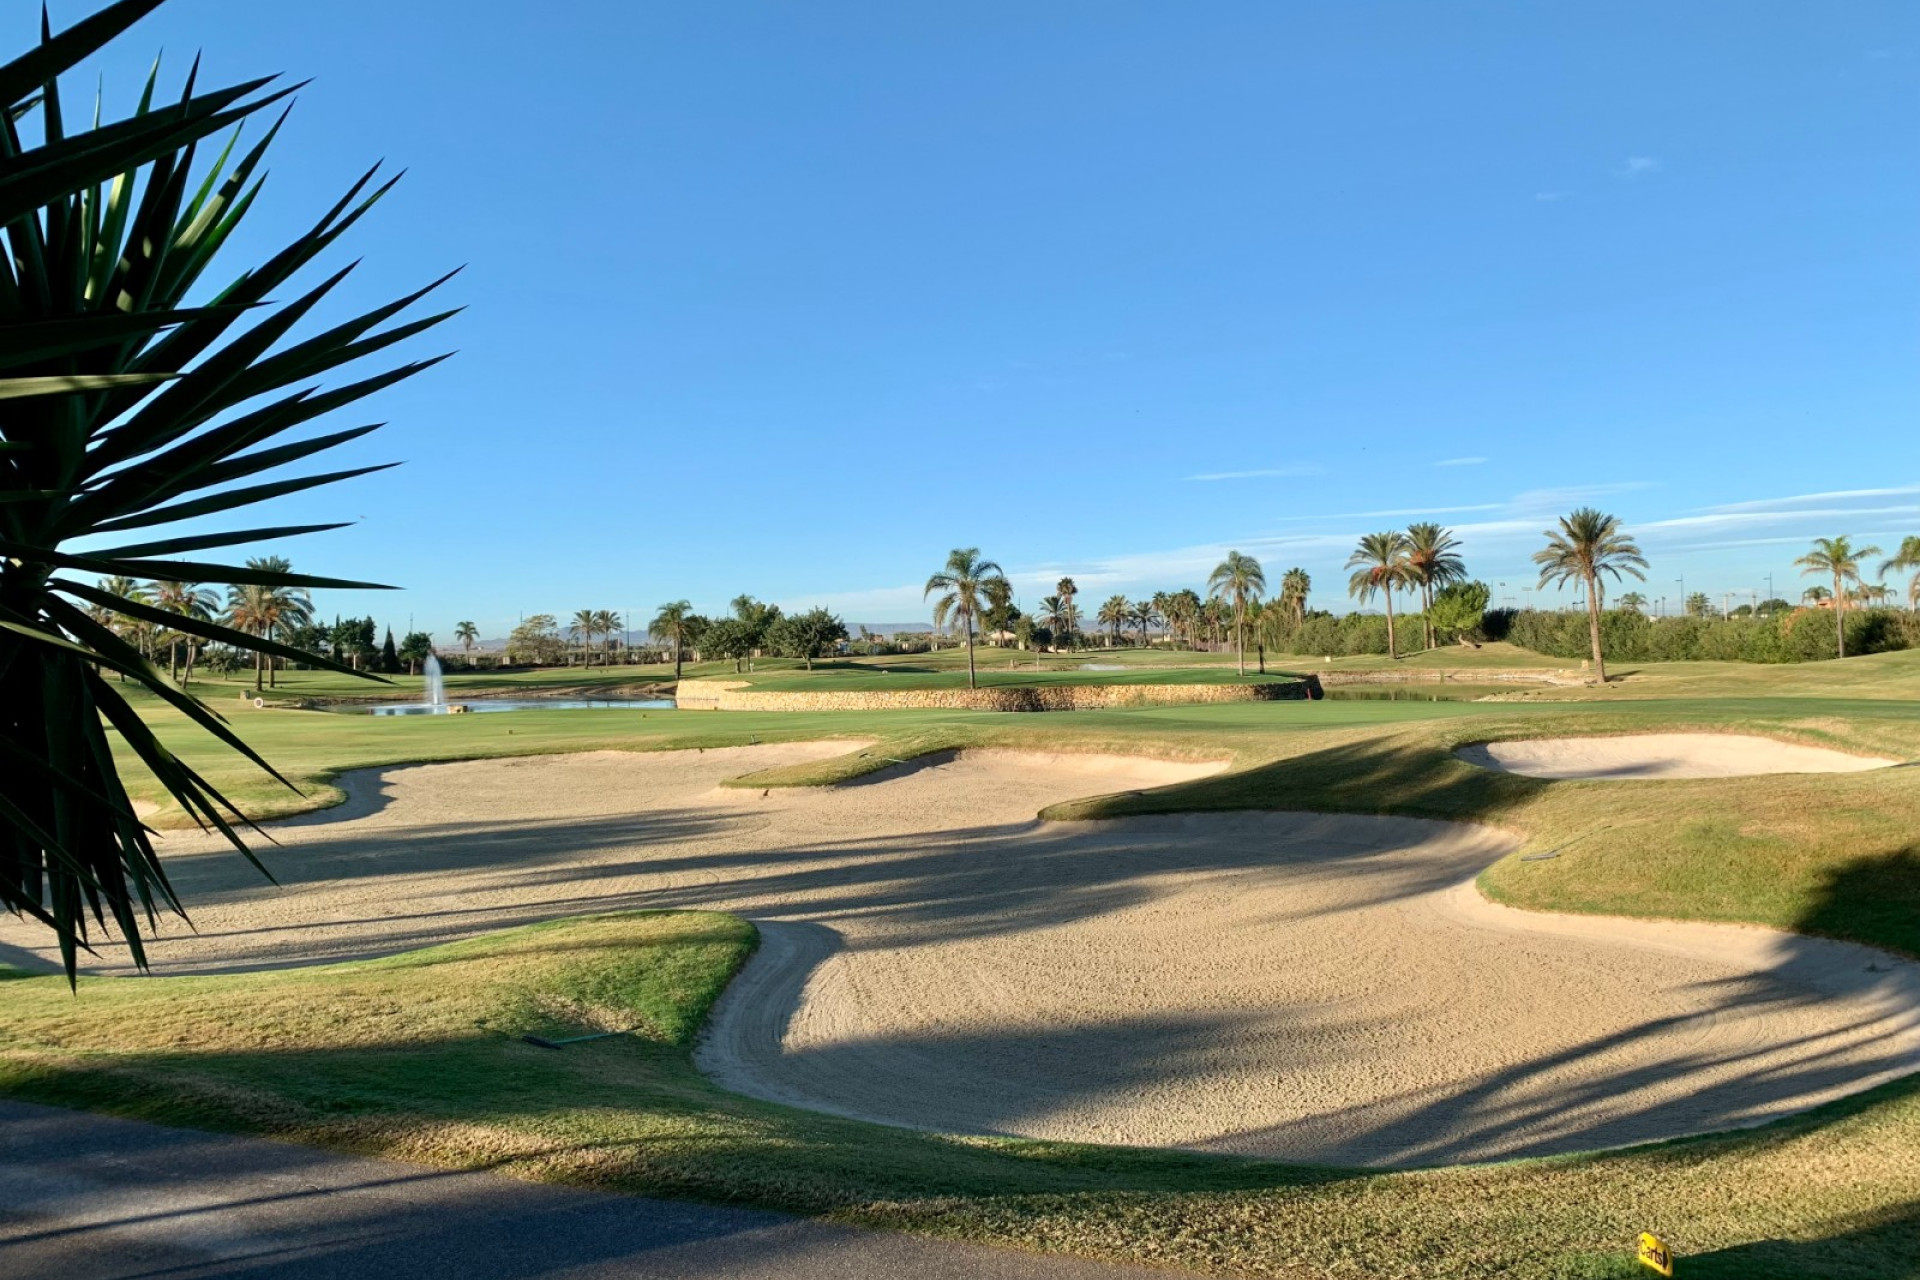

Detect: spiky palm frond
925,547,1002,686
1,0,455,979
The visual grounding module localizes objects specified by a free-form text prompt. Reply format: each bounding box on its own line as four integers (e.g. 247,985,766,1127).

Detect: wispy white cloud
1185,465,1326,482
1697,484,1920,514
812,481,1917,621
1434,456,1488,467
1616,155,1661,178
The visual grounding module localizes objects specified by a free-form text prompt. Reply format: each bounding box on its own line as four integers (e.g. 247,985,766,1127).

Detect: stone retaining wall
674,678,1313,712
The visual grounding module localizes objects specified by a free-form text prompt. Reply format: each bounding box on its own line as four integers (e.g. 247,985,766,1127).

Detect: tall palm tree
1055,577,1079,648
1404,523,1466,650
569,609,598,667
1172,589,1203,649
1148,591,1171,647
650,601,694,678
455,620,479,664
1879,536,1920,613
152,580,216,684
1617,592,1647,613
925,547,1004,688
1097,594,1130,647
1279,568,1311,626
593,608,622,666
1200,597,1226,651
1131,597,1160,647
1346,531,1414,660
981,576,1015,647
225,558,313,690
1795,536,1881,659
1207,550,1266,676
1532,509,1648,681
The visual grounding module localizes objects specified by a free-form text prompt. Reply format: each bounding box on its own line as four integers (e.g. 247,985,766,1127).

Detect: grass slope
22,651,1920,1276
4,911,1917,1279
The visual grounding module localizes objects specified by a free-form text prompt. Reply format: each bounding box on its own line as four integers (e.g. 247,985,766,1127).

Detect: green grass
6,910,1918,1279
30,649,1920,1276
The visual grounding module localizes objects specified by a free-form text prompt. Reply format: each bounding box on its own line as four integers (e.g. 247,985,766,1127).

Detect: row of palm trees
1794,535,1920,659
92,557,314,690
641,519,1902,695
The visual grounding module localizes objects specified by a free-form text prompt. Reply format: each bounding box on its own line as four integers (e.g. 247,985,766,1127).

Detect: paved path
0,1101,1179,1279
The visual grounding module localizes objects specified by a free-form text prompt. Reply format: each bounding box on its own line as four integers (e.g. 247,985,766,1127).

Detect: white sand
1457,732,1900,780
6,742,1916,1168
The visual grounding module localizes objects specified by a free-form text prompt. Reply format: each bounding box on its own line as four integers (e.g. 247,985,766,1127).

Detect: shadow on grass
1796,845,1920,959
1058,732,1543,824
1681,1201,1920,1279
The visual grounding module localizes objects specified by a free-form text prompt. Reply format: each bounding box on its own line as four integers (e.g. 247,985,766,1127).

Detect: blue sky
60,1,1920,635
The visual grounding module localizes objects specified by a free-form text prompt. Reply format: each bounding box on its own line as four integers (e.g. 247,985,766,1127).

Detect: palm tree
152,581,217,685
981,576,1016,646
455,621,479,665
651,601,694,677
1404,523,1466,651
1618,592,1647,613
1532,509,1648,681
569,609,599,667
1097,594,1130,647
1055,578,1079,648
1795,536,1881,659
925,547,1005,688
1131,598,1159,647
1279,568,1311,626
1207,550,1266,676
593,609,622,666
1346,531,1414,660
1200,597,1226,651
0,4,455,978
1879,536,1920,613
1802,585,1832,606
225,559,313,691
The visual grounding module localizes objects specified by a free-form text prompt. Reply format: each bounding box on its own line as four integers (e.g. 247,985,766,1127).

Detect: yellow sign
1637,1231,1675,1276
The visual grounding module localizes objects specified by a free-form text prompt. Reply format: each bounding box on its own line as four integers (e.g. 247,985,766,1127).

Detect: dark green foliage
377,627,400,674
765,607,847,670
1501,607,1918,664
1428,580,1491,640
330,616,376,669
0,0,454,978
699,618,755,670
398,630,434,672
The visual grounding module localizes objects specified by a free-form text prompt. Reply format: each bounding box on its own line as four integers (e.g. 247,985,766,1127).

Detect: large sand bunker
5,743,1916,1168
1458,732,1900,780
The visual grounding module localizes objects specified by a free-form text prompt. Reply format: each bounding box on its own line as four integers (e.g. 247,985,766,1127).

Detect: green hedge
1494,607,1918,664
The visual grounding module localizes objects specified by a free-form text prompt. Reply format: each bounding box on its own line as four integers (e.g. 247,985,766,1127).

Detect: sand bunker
1458,732,1899,780
6,743,1916,1168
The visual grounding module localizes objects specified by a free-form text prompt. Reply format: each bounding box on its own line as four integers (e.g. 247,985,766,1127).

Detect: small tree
767,607,848,670
701,618,754,672
506,615,565,666
398,631,434,675
1429,581,1491,642
378,628,401,674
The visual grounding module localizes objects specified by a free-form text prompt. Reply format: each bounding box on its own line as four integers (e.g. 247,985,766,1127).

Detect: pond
347,699,677,716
